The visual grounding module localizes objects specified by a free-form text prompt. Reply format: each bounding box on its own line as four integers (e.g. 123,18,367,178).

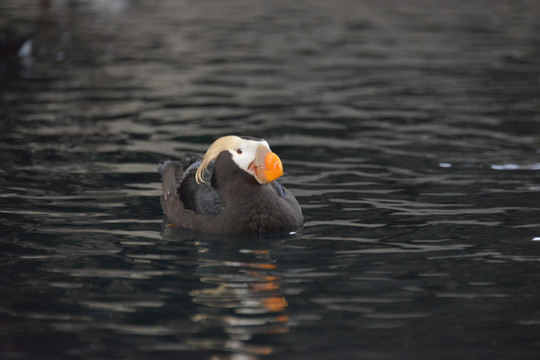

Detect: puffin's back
158,155,222,216
157,154,203,199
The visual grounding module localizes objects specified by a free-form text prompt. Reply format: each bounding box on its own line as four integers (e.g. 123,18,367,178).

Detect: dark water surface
1,0,540,359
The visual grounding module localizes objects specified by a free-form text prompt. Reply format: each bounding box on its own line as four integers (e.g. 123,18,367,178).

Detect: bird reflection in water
188,240,289,358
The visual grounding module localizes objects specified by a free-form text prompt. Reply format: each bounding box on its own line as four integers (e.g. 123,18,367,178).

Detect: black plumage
158,139,303,234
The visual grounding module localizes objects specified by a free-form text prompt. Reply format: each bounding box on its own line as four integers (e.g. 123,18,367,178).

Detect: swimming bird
158,135,303,234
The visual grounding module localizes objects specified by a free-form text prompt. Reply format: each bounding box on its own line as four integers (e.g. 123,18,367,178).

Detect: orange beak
253,145,284,184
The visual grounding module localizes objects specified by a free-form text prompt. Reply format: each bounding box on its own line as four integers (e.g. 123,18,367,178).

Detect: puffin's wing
158,156,223,231
158,160,183,200
158,156,222,216
178,171,223,216
157,154,203,199
160,194,216,233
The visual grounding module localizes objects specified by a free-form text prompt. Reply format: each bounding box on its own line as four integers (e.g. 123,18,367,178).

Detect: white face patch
196,136,273,184
228,139,270,176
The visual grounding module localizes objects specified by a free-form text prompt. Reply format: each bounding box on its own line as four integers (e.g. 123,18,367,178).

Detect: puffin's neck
212,151,260,191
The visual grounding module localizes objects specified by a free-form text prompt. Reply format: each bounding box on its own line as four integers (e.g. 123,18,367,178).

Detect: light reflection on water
187,242,290,356
1,0,540,359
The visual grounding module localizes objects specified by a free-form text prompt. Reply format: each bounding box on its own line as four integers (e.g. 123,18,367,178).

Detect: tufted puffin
158,135,303,234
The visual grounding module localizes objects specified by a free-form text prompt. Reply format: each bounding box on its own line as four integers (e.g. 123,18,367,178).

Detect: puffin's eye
236,148,243,154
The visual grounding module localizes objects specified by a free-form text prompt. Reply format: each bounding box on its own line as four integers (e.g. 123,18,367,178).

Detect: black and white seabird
158,135,303,234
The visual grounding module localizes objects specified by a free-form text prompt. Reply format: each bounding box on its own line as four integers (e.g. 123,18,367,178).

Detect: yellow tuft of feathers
195,136,244,184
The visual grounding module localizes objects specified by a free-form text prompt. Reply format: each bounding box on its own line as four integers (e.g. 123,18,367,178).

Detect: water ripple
1,0,540,359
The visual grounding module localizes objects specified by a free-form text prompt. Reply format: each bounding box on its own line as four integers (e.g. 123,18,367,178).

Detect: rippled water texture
1,0,540,359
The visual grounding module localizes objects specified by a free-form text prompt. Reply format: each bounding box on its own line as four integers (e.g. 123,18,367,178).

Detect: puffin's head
195,135,284,184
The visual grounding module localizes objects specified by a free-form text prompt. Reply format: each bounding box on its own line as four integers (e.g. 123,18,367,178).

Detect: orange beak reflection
252,145,284,184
